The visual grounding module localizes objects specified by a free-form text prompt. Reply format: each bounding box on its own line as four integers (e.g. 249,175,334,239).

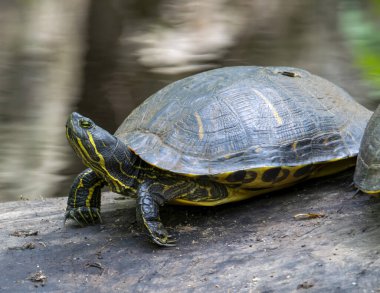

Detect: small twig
85,262,104,274
293,213,325,220
10,230,38,237
27,271,47,285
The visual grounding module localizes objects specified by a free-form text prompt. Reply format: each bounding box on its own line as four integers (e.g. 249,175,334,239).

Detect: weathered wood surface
1,170,380,292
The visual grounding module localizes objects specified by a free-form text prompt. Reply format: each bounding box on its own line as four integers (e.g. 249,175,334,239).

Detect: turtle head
354,105,380,194
66,112,121,174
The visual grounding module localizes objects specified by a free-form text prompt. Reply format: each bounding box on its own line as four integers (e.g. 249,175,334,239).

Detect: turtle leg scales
64,168,105,226
136,183,176,247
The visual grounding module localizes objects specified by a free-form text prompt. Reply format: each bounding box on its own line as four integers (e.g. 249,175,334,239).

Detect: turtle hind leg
64,168,105,226
136,182,176,247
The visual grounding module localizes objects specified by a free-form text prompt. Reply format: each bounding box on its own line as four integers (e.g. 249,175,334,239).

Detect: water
0,0,379,202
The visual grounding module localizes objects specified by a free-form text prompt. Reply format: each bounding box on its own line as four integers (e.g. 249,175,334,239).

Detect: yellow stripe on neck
86,132,135,193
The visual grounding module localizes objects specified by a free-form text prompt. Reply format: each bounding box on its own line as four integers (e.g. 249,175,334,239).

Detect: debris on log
0,170,380,292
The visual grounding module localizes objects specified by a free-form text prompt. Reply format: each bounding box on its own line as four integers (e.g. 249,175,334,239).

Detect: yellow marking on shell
214,166,297,188
292,141,297,151
172,182,297,206
174,158,356,206
253,89,283,125
360,189,380,194
310,157,356,178
194,112,204,140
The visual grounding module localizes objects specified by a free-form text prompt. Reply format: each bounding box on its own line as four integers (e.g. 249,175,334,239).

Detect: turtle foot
64,207,102,226
144,220,176,247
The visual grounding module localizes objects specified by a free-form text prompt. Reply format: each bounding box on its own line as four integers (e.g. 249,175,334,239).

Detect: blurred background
0,0,379,202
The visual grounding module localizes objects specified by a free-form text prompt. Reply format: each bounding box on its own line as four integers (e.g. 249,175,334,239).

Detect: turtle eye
79,119,93,129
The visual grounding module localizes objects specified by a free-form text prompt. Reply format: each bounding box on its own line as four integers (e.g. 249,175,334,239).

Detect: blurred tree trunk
76,0,126,133
0,1,89,200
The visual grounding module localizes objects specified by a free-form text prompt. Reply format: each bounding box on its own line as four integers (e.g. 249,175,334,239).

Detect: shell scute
116,66,372,175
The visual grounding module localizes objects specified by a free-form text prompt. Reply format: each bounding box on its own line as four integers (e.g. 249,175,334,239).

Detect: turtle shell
115,66,372,175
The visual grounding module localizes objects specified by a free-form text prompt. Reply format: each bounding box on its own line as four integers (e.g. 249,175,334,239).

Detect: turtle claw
151,234,177,247
64,207,102,226
352,188,362,198
95,210,103,224
144,220,177,247
63,213,84,227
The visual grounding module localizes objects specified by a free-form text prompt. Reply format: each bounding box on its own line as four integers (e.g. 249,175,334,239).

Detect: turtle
65,66,374,246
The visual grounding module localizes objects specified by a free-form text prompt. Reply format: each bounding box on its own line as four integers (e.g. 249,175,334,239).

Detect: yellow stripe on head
87,131,106,168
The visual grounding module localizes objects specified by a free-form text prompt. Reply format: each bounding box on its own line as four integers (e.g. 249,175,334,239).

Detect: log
1,170,380,292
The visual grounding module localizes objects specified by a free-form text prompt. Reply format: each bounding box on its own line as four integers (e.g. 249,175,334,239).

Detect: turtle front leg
136,182,176,247
64,168,105,226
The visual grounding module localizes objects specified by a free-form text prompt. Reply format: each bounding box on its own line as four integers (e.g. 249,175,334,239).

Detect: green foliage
340,2,380,98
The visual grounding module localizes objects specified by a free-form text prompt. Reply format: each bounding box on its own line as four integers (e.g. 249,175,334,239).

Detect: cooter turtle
65,66,376,246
